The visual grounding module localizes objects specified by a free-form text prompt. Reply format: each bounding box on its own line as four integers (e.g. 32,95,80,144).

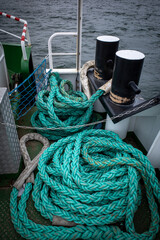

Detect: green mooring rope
10,129,160,239
31,73,104,140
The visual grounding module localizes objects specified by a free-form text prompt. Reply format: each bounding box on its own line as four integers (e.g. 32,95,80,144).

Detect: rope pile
10,129,160,239
31,73,104,140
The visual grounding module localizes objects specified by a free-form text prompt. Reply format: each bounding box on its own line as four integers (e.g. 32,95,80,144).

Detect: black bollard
110,50,145,104
94,36,119,81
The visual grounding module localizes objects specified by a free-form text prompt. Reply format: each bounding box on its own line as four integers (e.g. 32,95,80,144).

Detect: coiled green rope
31,73,104,140
10,129,160,239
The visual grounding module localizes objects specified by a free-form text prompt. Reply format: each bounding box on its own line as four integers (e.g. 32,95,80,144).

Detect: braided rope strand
31,73,104,140
10,129,160,239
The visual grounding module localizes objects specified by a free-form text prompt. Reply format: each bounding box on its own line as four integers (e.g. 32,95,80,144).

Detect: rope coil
10,129,160,239
31,72,104,140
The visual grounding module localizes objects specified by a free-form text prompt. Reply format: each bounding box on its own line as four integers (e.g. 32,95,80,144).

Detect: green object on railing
10,129,160,239
2,43,32,89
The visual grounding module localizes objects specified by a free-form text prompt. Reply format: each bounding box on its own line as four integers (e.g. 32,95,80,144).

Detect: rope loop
31,73,104,140
10,129,160,239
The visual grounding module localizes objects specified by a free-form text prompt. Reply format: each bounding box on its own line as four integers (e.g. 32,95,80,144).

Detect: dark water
0,0,160,99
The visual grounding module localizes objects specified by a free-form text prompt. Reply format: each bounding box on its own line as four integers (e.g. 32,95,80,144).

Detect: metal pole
76,0,83,72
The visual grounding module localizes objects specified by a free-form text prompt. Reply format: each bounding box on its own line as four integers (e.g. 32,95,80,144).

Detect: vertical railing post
76,0,83,72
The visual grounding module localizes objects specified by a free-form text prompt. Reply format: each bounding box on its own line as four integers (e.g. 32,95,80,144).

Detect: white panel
105,115,130,139
55,72,78,91
147,130,160,168
133,115,160,151
0,43,10,90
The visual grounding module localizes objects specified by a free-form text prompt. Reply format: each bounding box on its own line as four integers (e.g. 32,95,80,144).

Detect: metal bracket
87,69,160,123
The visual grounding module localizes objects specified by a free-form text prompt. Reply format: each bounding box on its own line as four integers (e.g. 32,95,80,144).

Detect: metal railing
48,32,77,70
0,12,31,60
48,0,83,72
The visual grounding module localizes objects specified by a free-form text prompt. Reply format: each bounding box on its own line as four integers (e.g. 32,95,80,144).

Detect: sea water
0,0,160,99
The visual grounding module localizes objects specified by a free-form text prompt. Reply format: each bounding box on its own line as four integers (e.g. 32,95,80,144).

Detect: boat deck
0,107,160,239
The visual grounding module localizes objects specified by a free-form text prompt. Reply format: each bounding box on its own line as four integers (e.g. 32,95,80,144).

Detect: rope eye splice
10,129,160,240
31,72,104,140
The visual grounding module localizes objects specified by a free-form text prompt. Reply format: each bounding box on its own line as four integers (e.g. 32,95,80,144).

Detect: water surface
0,0,160,99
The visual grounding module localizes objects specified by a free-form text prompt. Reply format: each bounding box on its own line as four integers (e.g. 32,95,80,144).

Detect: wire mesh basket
9,59,50,120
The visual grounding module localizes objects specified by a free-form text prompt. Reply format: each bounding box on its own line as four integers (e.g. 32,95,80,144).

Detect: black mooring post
94,36,119,81
87,43,160,123
110,50,145,104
